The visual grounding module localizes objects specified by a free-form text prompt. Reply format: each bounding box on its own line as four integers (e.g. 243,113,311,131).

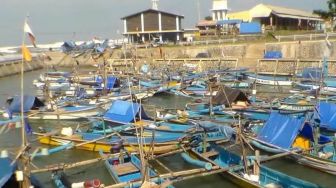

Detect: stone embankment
0,54,44,78
1,39,334,77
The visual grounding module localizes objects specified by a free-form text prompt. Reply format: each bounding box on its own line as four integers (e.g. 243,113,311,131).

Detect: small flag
24,21,37,48
22,45,32,62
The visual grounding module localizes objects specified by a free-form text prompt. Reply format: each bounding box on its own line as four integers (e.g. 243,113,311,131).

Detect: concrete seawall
266,40,336,59
3,39,333,76
0,57,44,78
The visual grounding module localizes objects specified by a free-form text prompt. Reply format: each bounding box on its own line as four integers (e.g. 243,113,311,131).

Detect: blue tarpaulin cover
8,95,44,113
0,158,15,187
264,51,282,59
299,123,331,144
104,100,140,123
257,112,304,149
240,22,261,34
106,76,117,90
302,67,322,80
316,102,336,131
217,19,242,25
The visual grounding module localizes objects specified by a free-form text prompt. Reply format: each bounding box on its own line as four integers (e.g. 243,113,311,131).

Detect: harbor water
1,70,336,187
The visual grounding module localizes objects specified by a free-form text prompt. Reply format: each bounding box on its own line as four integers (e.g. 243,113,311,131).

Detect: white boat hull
248,76,292,86
28,108,100,120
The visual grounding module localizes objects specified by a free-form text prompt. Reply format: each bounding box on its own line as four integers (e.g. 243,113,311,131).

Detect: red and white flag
24,21,37,48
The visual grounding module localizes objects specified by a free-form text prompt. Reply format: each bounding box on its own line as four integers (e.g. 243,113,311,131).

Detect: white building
212,0,228,21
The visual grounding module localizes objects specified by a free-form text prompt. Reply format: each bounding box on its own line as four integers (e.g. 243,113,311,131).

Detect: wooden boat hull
220,172,260,188
37,135,179,154
251,139,336,176
293,155,336,175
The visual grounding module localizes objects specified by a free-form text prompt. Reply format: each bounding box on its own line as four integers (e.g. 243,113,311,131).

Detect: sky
0,0,328,47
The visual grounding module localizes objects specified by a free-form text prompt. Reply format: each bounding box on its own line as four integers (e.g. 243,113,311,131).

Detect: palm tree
314,0,336,30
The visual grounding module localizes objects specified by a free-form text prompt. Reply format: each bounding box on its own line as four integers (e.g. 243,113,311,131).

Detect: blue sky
0,0,328,46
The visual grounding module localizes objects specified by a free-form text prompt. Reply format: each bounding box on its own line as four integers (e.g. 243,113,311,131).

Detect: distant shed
121,9,184,43
228,4,323,30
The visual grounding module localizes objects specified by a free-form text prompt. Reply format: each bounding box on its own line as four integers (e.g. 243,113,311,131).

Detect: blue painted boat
6,95,102,120
189,122,235,144
186,103,225,115
102,100,194,134
187,144,321,188
236,107,308,121
315,102,336,132
250,112,336,175
183,80,208,96
186,86,250,116
139,80,161,88
99,151,173,188
0,157,42,187
294,66,336,92
278,95,315,111
0,157,16,187
80,131,184,145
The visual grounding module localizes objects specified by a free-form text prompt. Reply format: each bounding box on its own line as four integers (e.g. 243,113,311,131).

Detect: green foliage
204,16,212,21
313,0,336,20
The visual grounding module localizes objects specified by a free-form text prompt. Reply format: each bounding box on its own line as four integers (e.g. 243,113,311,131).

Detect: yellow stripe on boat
37,136,179,154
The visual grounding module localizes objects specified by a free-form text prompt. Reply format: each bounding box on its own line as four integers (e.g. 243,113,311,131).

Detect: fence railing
256,58,336,76
275,32,336,42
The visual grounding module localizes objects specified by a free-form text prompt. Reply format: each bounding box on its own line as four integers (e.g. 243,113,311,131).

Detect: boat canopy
106,76,119,89
0,158,15,187
257,112,304,149
315,102,336,131
212,86,249,107
104,100,150,124
7,95,44,113
299,122,331,144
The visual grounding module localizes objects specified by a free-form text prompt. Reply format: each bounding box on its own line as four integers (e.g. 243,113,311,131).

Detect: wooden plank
114,162,139,176
200,150,219,158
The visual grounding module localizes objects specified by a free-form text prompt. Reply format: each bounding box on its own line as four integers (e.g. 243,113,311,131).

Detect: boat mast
20,16,31,188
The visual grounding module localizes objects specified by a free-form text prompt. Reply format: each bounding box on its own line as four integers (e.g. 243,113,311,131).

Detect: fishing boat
35,129,183,154
52,171,101,188
102,100,197,134
315,102,336,132
103,100,153,126
184,143,321,188
6,95,102,120
139,79,180,94
99,151,173,188
185,86,250,115
246,73,292,86
0,155,42,187
277,94,315,111
249,112,336,175
183,80,209,96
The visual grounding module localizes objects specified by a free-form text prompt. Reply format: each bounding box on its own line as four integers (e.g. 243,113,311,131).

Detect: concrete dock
0,54,44,78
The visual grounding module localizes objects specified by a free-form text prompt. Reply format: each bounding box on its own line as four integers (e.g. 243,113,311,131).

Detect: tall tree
314,0,336,30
